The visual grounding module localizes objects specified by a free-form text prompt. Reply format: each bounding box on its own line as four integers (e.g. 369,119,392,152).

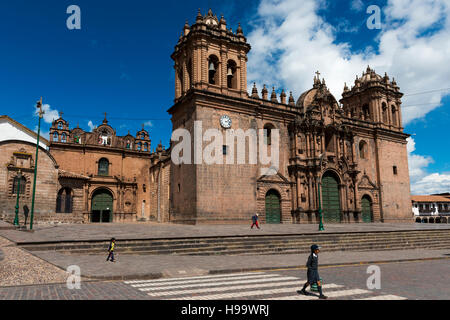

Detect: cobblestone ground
0,281,149,300
0,236,68,287
277,259,450,300
0,260,447,300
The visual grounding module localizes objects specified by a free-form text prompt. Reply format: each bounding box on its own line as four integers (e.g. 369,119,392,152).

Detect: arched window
359,140,368,159
98,158,109,176
141,133,145,140
61,133,67,143
143,143,148,152
53,132,58,141
382,102,388,123
126,140,131,149
391,105,397,126
264,124,275,145
137,142,142,151
177,67,183,95
58,122,63,129
187,59,193,89
208,55,219,85
362,104,370,120
227,60,237,89
13,176,26,195
56,188,73,213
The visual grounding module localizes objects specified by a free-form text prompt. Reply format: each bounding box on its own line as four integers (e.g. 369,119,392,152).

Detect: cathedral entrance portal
361,195,373,223
91,189,113,223
265,189,281,224
321,171,341,223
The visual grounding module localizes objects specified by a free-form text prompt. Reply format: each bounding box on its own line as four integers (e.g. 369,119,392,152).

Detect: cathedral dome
296,74,338,113
359,66,382,83
296,88,318,112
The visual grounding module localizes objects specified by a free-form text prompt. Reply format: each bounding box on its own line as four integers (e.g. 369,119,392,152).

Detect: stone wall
0,141,82,224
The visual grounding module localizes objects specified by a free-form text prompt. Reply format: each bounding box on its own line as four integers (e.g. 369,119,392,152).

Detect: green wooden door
91,190,113,223
322,173,341,223
361,196,373,223
265,190,281,224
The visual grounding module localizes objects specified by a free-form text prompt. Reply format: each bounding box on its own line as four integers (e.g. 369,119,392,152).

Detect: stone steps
180,241,450,256
20,229,450,256
61,238,450,255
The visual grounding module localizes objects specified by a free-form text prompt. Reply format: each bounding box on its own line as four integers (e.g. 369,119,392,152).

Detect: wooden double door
361,196,373,223
321,172,341,223
91,189,113,223
265,190,281,224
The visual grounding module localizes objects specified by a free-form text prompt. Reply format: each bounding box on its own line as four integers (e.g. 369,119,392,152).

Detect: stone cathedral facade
155,9,412,224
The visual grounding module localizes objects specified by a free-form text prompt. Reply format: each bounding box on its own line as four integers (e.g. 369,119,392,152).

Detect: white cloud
144,121,153,128
351,0,365,12
34,104,59,124
407,137,450,195
246,0,450,125
87,121,96,132
411,173,450,195
335,19,360,34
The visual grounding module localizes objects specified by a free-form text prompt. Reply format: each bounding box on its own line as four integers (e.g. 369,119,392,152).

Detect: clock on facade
220,115,232,129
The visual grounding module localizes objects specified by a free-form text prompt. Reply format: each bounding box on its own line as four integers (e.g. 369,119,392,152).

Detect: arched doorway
321,171,341,223
265,189,281,224
361,195,373,223
56,188,73,213
91,189,113,223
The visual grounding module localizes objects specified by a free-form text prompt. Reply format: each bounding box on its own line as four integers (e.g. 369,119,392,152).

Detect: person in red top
251,213,260,229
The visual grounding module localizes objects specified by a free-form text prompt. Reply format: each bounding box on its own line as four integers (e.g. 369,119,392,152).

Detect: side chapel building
0,10,412,225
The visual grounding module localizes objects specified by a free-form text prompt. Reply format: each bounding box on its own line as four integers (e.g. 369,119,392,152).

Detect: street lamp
30,97,45,230
318,153,325,231
13,170,23,227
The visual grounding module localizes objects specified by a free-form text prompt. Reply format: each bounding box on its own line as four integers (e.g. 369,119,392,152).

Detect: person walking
250,213,260,229
299,244,327,299
23,205,29,227
106,238,116,262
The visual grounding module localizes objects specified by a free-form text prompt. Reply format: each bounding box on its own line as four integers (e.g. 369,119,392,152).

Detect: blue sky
0,0,449,194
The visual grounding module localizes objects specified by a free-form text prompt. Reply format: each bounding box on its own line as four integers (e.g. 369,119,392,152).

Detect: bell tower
340,66,404,131
171,9,251,102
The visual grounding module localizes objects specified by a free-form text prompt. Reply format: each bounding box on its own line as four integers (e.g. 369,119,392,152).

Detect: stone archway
321,171,341,223
265,189,281,224
91,189,113,223
361,195,373,223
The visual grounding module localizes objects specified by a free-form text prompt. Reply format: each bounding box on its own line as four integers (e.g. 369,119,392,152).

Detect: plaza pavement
0,221,449,285
0,220,449,243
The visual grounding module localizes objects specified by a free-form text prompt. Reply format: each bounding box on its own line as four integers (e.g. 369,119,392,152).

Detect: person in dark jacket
299,244,327,299
106,238,116,262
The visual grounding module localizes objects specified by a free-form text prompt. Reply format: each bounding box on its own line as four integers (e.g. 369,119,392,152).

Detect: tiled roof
58,170,90,180
411,195,450,203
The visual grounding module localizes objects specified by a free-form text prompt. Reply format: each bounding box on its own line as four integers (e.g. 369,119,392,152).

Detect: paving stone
0,222,449,244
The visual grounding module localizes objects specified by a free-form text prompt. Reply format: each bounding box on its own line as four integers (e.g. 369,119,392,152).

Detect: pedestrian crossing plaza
124,271,407,300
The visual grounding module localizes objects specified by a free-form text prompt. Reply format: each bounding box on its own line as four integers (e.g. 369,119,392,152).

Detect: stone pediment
358,175,378,189
257,171,291,184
